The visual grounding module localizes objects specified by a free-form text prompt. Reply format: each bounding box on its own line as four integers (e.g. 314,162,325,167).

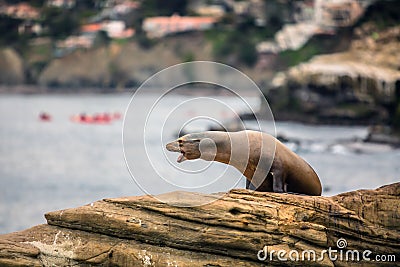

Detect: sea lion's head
166,132,223,163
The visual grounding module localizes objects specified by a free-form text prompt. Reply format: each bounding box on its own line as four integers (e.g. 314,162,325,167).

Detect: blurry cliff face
266,1,400,126
267,25,400,125
37,33,214,90
0,48,25,85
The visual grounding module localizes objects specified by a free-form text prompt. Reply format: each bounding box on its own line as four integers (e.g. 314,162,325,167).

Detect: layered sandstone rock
0,183,399,266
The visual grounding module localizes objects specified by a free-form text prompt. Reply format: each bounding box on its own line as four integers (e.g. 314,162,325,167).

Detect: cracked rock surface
1,183,399,266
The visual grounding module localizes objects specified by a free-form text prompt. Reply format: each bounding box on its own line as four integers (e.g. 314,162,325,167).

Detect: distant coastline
0,85,129,95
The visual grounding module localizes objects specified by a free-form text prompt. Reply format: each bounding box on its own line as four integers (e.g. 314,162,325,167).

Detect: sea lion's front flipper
246,179,257,190
271,171,285,193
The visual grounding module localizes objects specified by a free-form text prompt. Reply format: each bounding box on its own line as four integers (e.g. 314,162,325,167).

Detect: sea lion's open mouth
177,152,187,163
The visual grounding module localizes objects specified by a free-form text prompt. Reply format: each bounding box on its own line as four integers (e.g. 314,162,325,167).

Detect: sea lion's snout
166,140,180,152
166,136,204,163
166,138,188,163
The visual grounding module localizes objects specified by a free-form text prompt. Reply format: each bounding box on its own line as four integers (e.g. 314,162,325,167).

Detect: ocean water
0,93,399,234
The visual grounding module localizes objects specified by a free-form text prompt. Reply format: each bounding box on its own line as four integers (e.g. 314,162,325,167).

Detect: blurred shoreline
0,85,129,95
0,85,260,97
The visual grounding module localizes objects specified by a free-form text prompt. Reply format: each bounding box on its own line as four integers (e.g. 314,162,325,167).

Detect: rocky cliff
0,48,25,85
37,33,215,90
1,182,399,266
267,21,400,125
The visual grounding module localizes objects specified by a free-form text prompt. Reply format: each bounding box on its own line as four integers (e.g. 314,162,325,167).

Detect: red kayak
70,114,111,124
70,112,122,124
39,112,51,122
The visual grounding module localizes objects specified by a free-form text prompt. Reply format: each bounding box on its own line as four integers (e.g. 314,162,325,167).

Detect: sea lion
166,130,322,196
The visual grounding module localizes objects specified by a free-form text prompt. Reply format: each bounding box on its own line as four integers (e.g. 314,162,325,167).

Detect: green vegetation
279,29,351,68
280,43,320,67
111,38,130,46
140,0,189,16
391,91,400,133
28,0,46,8
42,7,80,39
0,16,23,47
182,51,195,62
393,104,400,133
93,30,110,47
205,17,274,67
357,0,400,30
135,33,155,49
337,103,376,118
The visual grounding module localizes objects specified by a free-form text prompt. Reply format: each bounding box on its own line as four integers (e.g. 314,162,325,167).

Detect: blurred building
192,5,226,18
47,0,76,9
315,0,367,29
143,14,217,38
0,2,40,20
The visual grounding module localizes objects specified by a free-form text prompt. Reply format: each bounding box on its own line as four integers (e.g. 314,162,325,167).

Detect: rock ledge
1,183,399,266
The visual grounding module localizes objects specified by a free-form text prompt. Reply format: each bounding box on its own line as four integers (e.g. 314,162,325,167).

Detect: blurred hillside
0,0,399,132
0,0,287,89
0,0,396,88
